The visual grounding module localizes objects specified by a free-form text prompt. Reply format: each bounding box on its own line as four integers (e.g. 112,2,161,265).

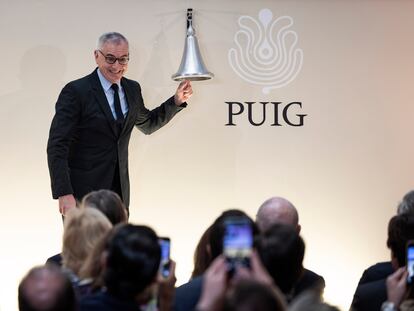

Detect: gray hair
397,190,414,215
97,32,129,49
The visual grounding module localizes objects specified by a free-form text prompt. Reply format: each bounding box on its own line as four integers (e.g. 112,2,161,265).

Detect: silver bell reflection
172,8,214,81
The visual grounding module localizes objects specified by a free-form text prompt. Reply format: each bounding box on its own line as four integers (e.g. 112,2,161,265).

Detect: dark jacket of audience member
356,261,394,286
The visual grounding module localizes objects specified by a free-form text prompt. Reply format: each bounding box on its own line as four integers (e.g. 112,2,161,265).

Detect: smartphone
159,237,171,278
223,217,253,273
407,240,414,285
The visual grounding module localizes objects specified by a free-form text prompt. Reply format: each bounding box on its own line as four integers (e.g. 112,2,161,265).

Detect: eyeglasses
97,50,129,65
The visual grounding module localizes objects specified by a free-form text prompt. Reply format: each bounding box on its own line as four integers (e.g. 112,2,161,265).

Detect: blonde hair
62,208,112,275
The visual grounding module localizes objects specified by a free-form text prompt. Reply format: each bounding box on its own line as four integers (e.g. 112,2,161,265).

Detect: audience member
351,214,414,310
256,197,325,298
80,224,176,311
355,190,414,289
174,210,258,311
47,189,126,266
195,252,286,311
77,227,117,292
256,223,305,302
256,197,300,233
62,208,112,297
397,190,414,216
81,189,128,224
18,264,77,311
381,266,414,311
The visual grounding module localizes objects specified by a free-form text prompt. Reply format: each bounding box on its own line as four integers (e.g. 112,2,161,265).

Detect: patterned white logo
228,9,303,94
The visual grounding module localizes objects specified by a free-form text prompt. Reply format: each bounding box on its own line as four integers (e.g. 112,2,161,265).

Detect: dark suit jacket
293,268,325,298
47,69,184,207
357,261,393,285
174,276,203,311
46,253,62,266
351,278,387,311
350,261,393,311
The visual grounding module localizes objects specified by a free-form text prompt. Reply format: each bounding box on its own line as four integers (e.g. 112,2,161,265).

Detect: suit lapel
90,69,118,137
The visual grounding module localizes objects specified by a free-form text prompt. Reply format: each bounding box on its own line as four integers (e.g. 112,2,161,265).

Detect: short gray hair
97,32,129,49
397,190,414,215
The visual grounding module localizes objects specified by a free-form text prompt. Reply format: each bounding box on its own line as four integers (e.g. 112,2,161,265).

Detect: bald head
18,265,76,311
256,197,300,233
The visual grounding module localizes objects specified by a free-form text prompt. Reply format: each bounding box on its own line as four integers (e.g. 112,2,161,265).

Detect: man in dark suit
351,214,414,311
47,32,192,215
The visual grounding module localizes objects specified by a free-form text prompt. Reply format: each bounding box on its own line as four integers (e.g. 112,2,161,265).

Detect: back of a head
18,265,76,311
397,190,414,215
78,226,117,286
256,223,305,295
104,224,161,300
209,209,258,260
81,189,128,225
62,208,112,274
256,197,299,233
387,213,414,267
223,280,286,311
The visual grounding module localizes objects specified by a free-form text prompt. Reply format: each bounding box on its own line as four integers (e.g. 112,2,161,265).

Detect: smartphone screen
159,237,170,278
223,218,253,271
407,242,414,285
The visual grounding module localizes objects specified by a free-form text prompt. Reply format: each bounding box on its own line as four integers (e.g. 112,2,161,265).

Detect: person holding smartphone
79,224,177,311
174,210,258,311
353,214,414,311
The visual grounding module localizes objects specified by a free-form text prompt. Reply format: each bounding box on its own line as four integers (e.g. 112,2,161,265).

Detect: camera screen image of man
47,32,192,216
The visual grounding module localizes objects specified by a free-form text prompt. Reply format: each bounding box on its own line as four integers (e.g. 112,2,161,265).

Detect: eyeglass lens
99,50,129,65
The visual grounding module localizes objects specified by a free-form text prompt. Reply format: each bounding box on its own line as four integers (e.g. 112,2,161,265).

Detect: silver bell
172,8,214,81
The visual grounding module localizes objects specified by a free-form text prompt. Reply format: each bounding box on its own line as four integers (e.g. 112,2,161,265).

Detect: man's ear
94,50,99,62
296,224,302,234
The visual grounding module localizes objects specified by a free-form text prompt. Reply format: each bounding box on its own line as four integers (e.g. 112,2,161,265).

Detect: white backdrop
1,0,414,310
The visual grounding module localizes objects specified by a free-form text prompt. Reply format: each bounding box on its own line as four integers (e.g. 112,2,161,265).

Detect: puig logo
226,9,306,127
228,8,303,94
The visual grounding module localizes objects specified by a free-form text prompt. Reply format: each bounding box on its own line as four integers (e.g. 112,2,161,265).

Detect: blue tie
111,83,124,122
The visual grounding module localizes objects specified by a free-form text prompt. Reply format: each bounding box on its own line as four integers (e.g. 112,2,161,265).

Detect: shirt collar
97,68,121,92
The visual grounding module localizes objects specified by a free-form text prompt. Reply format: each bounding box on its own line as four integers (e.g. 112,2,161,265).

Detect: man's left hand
174,80,193,106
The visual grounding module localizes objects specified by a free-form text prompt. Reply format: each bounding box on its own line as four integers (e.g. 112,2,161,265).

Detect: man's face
94,40,129,83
